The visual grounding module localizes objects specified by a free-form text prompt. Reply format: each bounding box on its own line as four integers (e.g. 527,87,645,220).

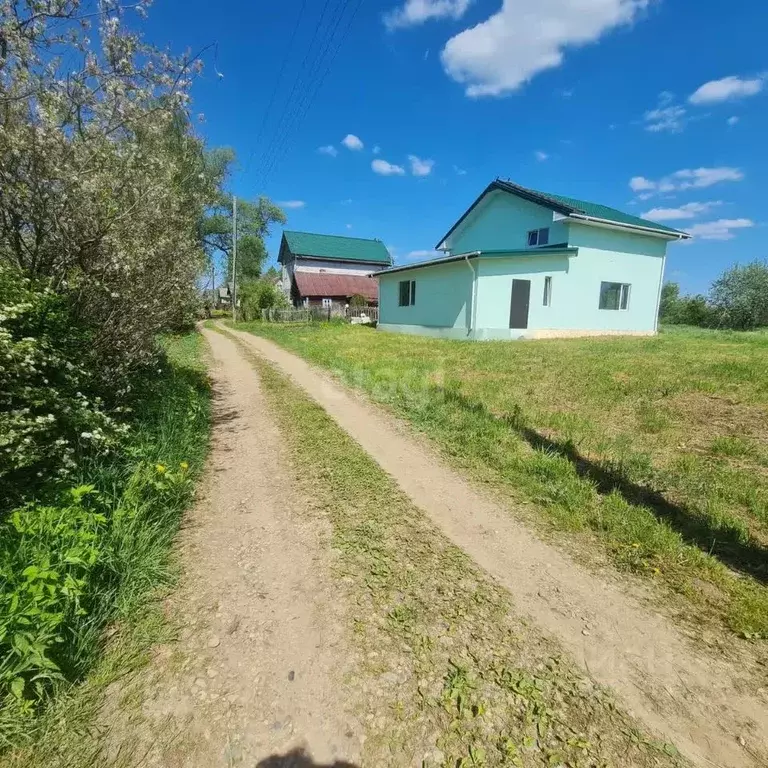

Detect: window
543,276,552,307
398,280,416,307
527,227,550,247
599,282,631,310
322,298,332,308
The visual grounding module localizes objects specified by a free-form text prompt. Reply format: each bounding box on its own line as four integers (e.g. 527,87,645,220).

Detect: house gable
441,189,570,255
436,180,688,256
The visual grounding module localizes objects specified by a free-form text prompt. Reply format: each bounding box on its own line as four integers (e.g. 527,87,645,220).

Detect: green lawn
238,321,768,642
235,334,685,768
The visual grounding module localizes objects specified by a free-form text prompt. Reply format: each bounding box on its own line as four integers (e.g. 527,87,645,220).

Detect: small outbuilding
375,180,690,340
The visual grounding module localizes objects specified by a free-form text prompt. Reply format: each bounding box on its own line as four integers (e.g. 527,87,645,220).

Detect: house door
509,279,531,329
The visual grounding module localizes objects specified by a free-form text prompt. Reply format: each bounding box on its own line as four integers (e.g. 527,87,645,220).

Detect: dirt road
106,327,364,766
224,324,768,768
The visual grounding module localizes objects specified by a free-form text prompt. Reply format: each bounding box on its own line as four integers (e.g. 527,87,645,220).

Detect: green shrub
0,268,125,507
0,333,210,744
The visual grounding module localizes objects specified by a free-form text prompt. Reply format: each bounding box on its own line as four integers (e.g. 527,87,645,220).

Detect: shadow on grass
441,387,768,585
256,748,359,768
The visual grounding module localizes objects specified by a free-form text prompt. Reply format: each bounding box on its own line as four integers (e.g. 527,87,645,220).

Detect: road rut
225,323,768,768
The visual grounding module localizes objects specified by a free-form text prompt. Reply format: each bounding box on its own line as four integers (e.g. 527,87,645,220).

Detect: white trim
567,213,690,241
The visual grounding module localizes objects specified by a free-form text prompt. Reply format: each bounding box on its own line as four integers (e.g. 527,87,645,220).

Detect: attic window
527,227,550,247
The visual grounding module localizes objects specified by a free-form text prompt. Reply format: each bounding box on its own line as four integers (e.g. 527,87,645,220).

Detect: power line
258,0,364,190
248,0,339,185
244,0,309,175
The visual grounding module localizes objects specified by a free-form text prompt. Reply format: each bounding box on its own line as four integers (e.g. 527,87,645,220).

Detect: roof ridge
495,178,582,214
283,229,383,244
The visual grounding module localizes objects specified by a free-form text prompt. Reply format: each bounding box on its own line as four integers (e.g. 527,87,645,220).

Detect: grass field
238,322,768,643
234,333,686,767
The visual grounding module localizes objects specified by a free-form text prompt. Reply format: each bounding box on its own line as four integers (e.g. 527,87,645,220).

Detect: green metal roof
282,230,392,264
523,185,685,235
375,247,578,277
435,180,689,248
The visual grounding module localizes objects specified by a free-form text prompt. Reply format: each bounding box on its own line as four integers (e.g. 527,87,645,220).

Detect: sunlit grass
238,321,768,641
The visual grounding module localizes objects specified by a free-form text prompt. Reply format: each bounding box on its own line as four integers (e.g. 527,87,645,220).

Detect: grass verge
236,322,768,644
227,330,686,768
1,332,211,764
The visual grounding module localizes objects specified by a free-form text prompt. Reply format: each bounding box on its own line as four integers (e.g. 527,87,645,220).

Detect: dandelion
180,461,189,471
155,463,166,474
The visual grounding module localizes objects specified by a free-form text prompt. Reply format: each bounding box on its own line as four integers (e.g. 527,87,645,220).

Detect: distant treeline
660,260,768,330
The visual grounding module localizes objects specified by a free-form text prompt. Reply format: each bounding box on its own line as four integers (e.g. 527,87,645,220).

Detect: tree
199,150,286,283
0,0,215,385
710,260,768,330
238,279,289,320
659,282,680,320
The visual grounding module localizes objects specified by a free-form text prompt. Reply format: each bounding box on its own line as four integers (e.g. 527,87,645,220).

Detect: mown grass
1,332,211,764
233,332,687,767
237,321,768,642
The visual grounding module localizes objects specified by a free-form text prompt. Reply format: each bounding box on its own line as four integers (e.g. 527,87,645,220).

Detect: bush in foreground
0,334,210,748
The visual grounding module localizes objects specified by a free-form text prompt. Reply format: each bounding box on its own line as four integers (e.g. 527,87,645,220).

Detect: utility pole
231,194,238,323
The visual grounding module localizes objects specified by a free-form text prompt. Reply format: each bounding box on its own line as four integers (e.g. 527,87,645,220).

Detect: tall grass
0,333,210,754
238,321,768,641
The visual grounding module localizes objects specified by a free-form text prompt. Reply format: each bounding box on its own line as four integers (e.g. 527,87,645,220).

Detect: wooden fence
260,306,378,324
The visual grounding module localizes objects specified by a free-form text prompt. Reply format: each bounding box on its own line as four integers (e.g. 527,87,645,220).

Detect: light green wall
378,259,473,334
379,197,673,340
445,190,569,253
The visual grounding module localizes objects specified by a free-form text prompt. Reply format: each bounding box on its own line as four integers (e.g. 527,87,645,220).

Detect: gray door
509,279,531,329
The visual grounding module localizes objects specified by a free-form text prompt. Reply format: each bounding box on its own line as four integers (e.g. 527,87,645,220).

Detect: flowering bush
0,0,215,384
0,268,125,505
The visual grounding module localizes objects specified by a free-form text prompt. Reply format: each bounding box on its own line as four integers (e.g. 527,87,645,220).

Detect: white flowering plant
0,267,125,503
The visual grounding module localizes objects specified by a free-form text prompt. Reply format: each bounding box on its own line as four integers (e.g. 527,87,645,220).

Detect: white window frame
322,297,332,308
398,279,416,307
527,227,550,247
543,276,552,307
599,282,631,311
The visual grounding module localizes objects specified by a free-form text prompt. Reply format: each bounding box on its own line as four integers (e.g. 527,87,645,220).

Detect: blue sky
139,0,767,294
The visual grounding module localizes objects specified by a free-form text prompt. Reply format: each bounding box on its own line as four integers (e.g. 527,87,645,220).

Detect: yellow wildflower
180,461,189,471
155,464,166,474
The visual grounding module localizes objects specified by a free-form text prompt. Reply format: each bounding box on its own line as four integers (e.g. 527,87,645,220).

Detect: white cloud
384,0,472,30
641,201,722,221
342,134,364,151
727,115,739,126
318,145,338,157
630,176,656,192
453,164,467,175
278,200,306,209
346,223,352,229
341,198,353,205
686,218,754,241
372,158,406,176
372,145,381,154
534,150,549,161
644,102,687,133
440,0,649,98
629,167,744,197
408,154,434,176
689,75,764,105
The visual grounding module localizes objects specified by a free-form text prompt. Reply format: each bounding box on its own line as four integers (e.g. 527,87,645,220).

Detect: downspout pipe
653,253,667,334
462,251,480,339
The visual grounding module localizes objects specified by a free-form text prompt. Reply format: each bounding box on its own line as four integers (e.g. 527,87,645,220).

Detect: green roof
523,185,684,235
282,230,392,264
436,180,689,248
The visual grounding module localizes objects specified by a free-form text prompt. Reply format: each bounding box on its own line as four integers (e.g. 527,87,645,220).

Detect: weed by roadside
1,333,211,760
236,334,686,768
